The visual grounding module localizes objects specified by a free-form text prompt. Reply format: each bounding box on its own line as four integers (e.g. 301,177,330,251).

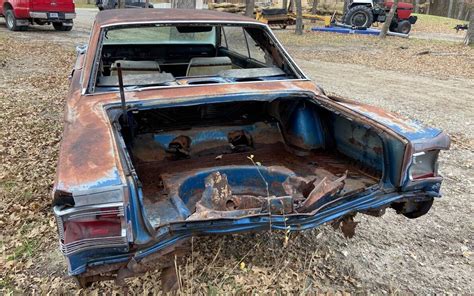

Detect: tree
311,0,318,15
414,0,420,14
295,0,303,35
458,1,466,20
171,0,196,9
343,0,350,15
379,0,398,39
465,9,473,46
288,0,295,13
245,0,255,17
448,0,454,18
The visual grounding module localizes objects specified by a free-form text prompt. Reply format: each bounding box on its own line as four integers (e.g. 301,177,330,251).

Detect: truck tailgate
31,0,75,12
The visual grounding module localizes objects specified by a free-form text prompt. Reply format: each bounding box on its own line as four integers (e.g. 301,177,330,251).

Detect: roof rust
95,9,264,27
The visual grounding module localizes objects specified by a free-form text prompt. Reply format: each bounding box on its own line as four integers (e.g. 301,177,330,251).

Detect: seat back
186,57,233,77
111,60,161,76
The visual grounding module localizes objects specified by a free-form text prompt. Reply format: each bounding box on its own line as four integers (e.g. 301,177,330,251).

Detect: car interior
93,24,297,91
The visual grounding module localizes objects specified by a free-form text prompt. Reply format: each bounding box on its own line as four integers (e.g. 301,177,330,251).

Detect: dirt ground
1,10,473,294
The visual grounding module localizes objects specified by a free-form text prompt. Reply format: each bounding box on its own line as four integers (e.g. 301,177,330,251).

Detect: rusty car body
52,9,450,288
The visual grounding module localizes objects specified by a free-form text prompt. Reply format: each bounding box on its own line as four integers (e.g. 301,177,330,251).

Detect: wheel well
3,2,13,11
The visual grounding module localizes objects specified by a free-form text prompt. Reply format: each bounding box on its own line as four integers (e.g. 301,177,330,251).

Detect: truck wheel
5,10,28,31
343,5,374,28
397,20,412,34
53,22,73,31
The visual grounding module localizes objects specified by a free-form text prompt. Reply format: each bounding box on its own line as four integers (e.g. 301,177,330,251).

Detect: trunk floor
135,143,380,226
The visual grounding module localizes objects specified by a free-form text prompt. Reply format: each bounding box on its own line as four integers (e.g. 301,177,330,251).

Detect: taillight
54,203,128,255
409,150,439,180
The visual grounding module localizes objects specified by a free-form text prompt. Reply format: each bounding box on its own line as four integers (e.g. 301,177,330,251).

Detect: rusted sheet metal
95,9,264,28
336,101,441,141
297,172,347,213
54,80,319,195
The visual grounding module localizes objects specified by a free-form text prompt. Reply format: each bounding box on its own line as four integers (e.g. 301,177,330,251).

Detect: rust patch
297,171,347,213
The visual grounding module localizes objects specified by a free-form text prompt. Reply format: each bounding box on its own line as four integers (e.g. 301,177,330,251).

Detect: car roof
95,8,264,27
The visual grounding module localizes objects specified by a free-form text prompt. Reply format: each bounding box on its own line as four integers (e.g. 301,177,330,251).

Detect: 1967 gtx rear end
52,9,450,288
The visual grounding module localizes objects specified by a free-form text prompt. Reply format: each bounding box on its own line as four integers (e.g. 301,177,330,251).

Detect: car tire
397,20,412,34
53,22,73,31
343,5,374,28
392,198,434,219
5,9,28,31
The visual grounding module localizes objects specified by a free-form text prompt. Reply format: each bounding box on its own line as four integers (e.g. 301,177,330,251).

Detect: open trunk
114,96,384,228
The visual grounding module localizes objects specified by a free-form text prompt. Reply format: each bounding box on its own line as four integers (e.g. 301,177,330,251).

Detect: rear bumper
64,189,438,277
29,12,76,20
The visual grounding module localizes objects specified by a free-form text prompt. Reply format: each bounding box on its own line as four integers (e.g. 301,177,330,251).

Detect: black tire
53,22,73,31
389,21,398,32
397,20,412,34
5,9,28,31
392,198,434,219
343,5,374,28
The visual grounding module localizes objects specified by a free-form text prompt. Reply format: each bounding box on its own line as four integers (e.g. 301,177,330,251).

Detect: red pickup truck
0,0,75,31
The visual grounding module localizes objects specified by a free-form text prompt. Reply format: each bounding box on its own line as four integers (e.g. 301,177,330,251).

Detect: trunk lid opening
110,96,384,229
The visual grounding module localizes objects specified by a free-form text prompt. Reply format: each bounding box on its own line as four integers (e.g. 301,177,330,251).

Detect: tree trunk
283,0,288,10
311,0,318,15
414,0,420,14
288,0,295,13
295,0,303,35
379,0,398,39
245,0,255,17
465,9,473,46
343,0,350,15
171,0,196,9
457,1,465,20
447,0,454,18
118,0,125,9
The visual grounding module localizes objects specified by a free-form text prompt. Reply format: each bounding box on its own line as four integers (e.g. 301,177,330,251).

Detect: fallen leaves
275,26,474,80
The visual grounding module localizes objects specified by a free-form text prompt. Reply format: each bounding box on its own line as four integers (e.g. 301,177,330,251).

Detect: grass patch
7,239,39,261
413,13,469,25
412,13,469,34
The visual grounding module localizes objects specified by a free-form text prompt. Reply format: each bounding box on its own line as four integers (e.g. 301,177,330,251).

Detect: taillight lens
63,213,122,244
54,204,128,255
409,150,439,180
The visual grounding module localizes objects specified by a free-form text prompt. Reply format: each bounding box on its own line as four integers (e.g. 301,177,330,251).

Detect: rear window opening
109,96,384,228
92,24,298,92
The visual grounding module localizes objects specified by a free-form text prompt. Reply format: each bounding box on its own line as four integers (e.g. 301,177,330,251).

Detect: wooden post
379,0,398,39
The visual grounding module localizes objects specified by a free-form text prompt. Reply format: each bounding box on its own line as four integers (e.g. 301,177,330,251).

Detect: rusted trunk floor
134,142,380,226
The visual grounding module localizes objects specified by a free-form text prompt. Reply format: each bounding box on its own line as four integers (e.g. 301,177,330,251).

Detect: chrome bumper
29,12,76,20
